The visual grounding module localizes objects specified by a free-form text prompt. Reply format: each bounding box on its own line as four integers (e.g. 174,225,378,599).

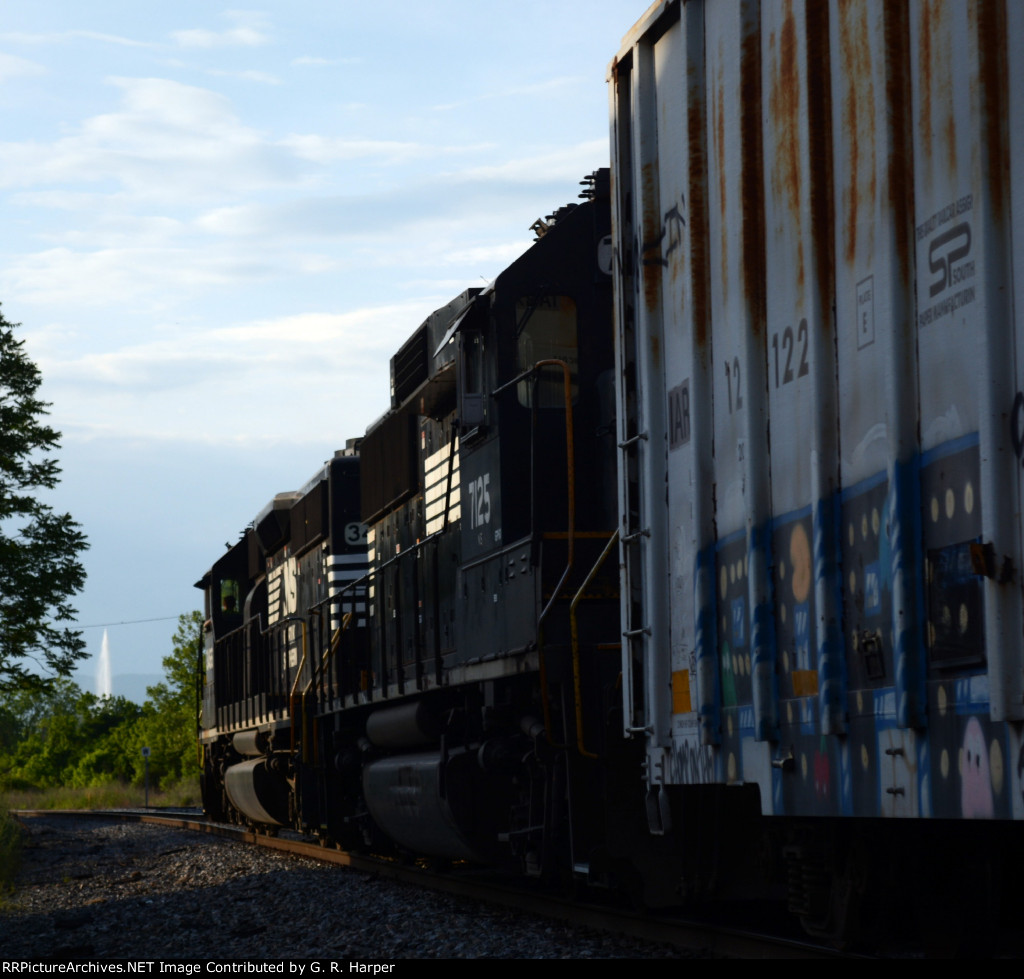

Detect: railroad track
12,808,845,959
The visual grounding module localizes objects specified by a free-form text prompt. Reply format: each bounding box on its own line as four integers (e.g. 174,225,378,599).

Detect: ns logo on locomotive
198,0,1024,948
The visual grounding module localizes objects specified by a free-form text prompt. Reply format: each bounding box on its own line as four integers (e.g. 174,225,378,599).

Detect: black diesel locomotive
196,171,652,883
199,0,1024,948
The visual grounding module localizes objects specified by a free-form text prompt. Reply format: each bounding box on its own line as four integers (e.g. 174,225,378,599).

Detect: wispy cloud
432,75,583,112
206,68,282,85
33,303,445,443
0,77,297,198
450,140,609,183
0,52,46,80
0,30,156,49
2,245,271,307
170,11,271,48
292,56,360,67
280,133,489,166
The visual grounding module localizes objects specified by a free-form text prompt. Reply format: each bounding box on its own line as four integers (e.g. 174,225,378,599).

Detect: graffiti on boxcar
961,716,994,819
813,740,830,802
671,734,716,784
641,193,687,268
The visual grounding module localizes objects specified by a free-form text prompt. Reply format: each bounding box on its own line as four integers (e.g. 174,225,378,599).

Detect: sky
1,2,644,700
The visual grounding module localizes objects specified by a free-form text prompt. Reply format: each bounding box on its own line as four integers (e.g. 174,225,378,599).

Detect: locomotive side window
219,578,240,615
515,295,578,408
458,330,486,432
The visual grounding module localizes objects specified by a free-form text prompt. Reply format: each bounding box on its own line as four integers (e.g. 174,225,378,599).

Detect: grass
2,777,202,812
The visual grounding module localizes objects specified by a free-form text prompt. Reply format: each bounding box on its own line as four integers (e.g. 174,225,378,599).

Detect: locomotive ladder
617,429,653,737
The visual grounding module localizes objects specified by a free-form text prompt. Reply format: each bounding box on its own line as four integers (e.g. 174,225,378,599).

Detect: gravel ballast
1,815,686,960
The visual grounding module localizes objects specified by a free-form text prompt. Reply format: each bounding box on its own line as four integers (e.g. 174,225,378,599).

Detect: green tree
2,680,140,788
0,614,202,792
127,612,203,787
67,693,144,787
0,307,88,693
0,679,82,787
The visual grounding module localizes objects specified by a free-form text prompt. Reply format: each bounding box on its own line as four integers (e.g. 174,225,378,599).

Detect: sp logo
927,222,971,297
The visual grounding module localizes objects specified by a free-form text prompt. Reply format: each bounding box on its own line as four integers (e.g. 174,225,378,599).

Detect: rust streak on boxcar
641,160,662,311
688,52,710,352
769,0,804,292
918,0,955,192
714,50,728,302
975,0,1008,219
806,0,834,327
740,8,766,334
838,0,875,269
940,3,956,178
919,0,934,166
885,1,913,289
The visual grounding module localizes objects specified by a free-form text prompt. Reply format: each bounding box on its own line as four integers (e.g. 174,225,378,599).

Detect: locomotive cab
308,172,630,877
199,172,653,899
196,447,367,829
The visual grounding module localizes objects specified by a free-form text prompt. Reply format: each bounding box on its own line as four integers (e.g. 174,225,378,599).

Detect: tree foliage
128,610,204,786
0,613,203,791
0,307,89,692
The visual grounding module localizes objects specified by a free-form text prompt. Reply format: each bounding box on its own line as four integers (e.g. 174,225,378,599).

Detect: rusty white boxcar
611,0,1024,939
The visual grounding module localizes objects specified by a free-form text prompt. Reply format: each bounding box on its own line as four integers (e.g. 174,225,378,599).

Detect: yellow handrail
300,613,354,764
529,358,575,746
570,530,619,758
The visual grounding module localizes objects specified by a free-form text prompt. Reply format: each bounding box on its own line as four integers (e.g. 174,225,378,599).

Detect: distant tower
97,629,113,698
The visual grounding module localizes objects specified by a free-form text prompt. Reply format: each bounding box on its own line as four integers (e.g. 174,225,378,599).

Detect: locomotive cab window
219,578,241,615
458,329,486,434
515,295,578,408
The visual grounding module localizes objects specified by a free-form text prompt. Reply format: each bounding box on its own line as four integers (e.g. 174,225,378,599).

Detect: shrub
0,806,23,894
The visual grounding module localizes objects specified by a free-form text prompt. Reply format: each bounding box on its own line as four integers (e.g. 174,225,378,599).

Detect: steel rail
11,808,846,959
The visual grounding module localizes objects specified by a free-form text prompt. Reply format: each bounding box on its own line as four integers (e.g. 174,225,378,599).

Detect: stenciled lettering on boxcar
915,194,976,327
668,379,691,450
769,319,810,389
856,275,875,349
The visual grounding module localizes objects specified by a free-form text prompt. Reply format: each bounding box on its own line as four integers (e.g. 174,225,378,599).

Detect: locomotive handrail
300,612,354,764
529,359,576,621
501,358,576,745
308,581,366,703
298,610,326,764
213,612,307,728
569,529,619,759
287,617,309,754
214,610,303,644
310,612,353,713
